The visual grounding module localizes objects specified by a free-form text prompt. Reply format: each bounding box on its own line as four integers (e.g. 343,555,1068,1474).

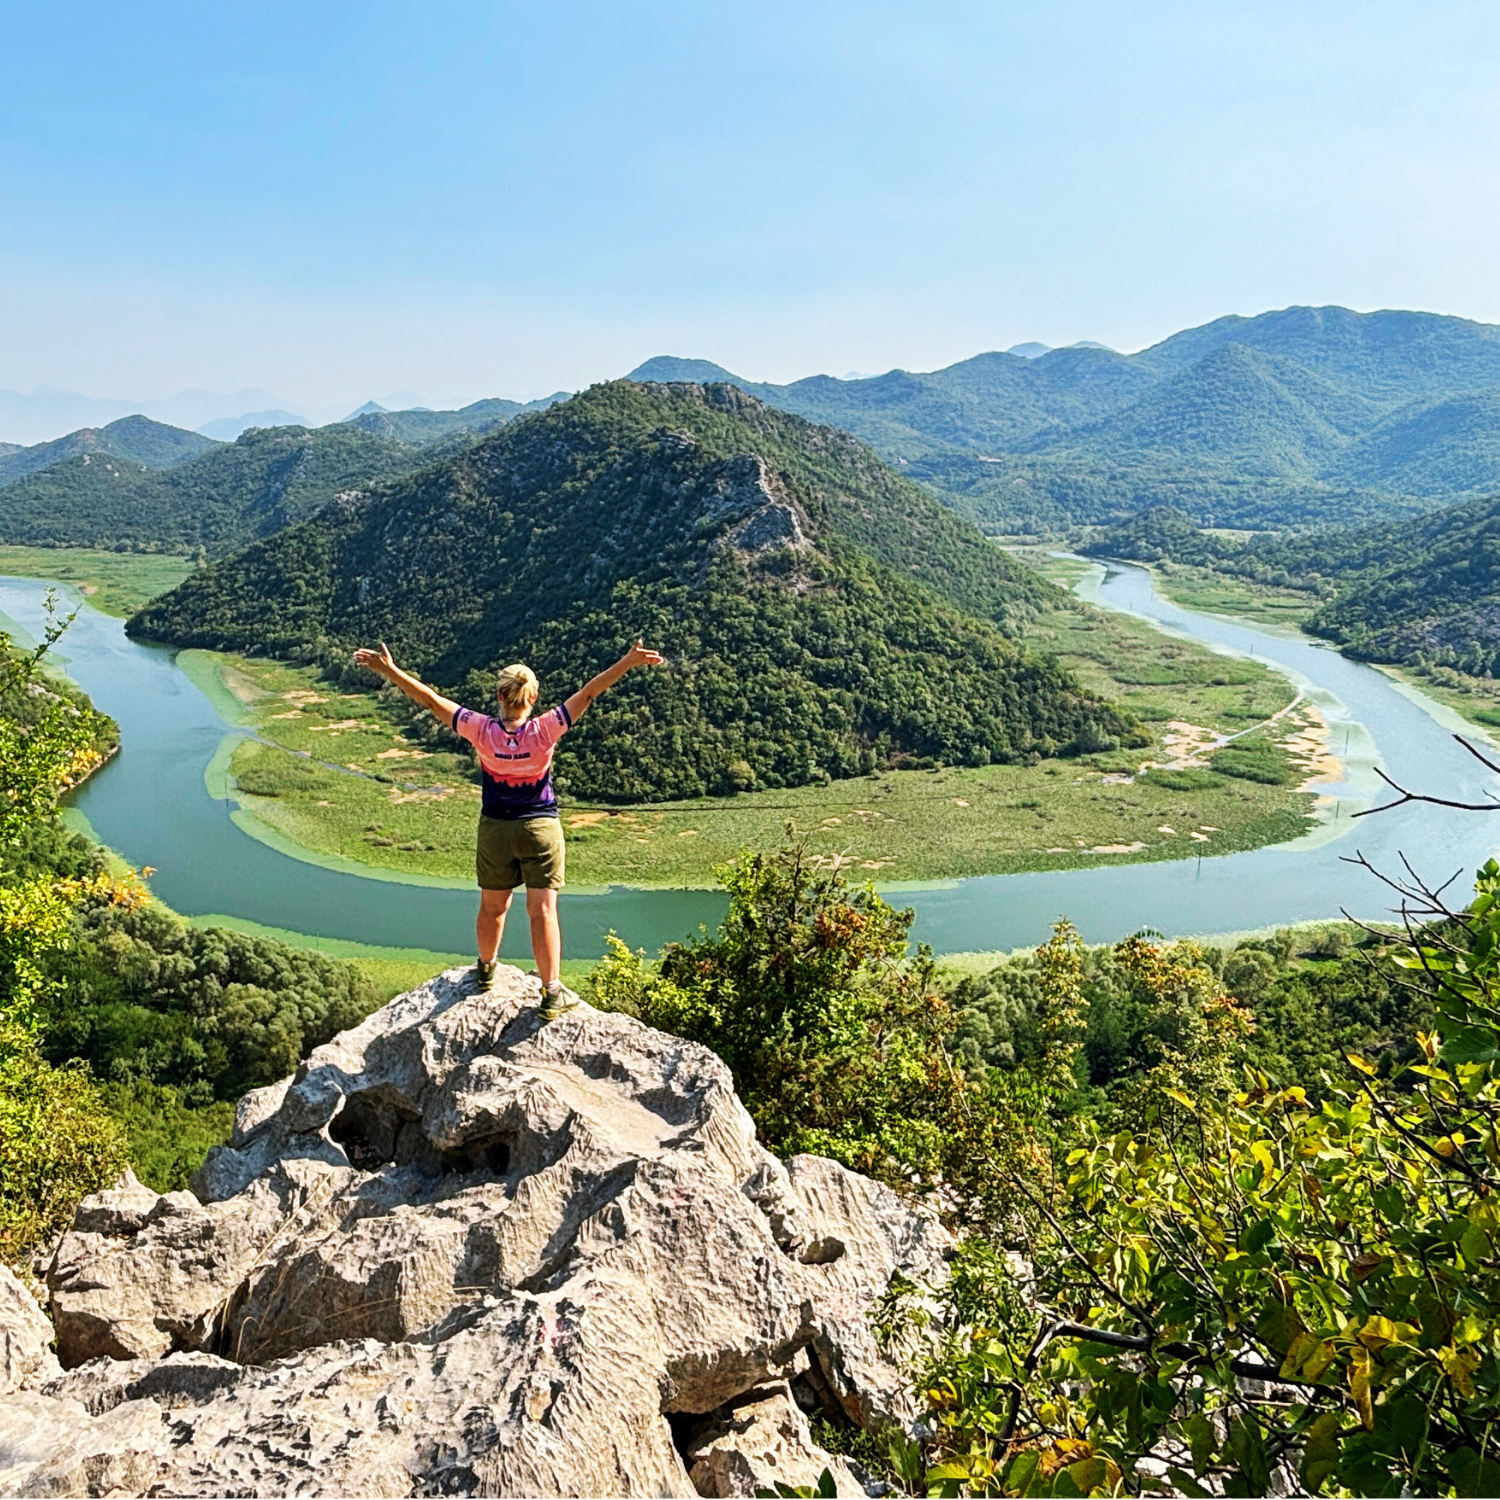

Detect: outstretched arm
352,642,460,726
564,639,664,724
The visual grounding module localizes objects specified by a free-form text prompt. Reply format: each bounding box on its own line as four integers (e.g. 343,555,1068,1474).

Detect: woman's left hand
622,638,664,670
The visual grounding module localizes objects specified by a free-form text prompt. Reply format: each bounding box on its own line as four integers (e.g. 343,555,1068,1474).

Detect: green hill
0,415,217,488
1077,505,1226,566
632,307,1500,533
1324,390,1500,497
0,424,429,555
130,381,1140,802
1304,496,1500,670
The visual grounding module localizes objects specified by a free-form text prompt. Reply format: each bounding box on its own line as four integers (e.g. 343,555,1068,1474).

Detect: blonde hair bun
495,663,539,714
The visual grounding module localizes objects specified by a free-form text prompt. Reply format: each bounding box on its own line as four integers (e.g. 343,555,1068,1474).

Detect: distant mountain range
130,381,1139,801
0,387,302,446
198,410,309,441
629,307,1500,532
15,303,1500,546
340,392,568,445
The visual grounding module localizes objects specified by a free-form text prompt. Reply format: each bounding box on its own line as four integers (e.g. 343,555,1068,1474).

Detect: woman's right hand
353,641,398,679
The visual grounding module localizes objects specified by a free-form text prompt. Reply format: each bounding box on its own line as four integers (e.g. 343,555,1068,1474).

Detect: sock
545,979,563,995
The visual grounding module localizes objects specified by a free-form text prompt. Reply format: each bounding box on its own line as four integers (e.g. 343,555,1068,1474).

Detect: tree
589,834,1017,1209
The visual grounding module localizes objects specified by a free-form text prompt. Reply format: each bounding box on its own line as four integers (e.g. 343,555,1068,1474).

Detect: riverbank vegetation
0,546,193,617
198,564,1326,887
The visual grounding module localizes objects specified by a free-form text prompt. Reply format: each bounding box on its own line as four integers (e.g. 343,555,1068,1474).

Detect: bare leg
477,888,513,963
526,887,561,985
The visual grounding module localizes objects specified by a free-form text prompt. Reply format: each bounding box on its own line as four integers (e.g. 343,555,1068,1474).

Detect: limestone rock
684,1383,865,1498
0,1265,57,1396
17,966,949,1496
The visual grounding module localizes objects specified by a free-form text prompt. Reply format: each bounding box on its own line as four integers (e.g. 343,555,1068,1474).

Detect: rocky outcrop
5,966,950,1497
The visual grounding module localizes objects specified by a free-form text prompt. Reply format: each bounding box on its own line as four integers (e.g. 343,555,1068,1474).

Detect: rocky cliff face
0,967,950,1497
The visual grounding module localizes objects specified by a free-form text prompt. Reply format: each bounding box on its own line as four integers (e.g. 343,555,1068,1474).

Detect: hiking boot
472,959,496,990
538,981,580,1022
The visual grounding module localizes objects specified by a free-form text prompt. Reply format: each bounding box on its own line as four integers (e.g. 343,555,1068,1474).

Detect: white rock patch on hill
2,966,951,1497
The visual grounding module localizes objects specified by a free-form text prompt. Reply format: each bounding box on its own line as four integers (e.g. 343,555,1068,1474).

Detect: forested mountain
1323,390,1500,496
1085,497,1500,675
131,381,1140,801
0,414,217,488
1026,345,1381,477
629,347,1153,459
632,307,1500,532
0,424,430,554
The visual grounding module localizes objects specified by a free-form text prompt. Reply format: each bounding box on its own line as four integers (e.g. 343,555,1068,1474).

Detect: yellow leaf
1358,1314,1412,1351
1301,1339,1338,1381
1346,1052,1377,1076
1439,1344,1480,1398
1281,1332,1319,1378
1349,1347,1374,1429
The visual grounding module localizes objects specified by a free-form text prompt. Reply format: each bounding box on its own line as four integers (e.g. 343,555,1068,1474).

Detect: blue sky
3,0,1500,416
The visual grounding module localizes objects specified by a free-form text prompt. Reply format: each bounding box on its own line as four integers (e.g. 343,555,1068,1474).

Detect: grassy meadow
0,544,193,616
204,577,1332,888
1146,561,1322,629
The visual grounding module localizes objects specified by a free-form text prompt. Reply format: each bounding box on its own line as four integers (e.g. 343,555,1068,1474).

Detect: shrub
0,1023,126,1262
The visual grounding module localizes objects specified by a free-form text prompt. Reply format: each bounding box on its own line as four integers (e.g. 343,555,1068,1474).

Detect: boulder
14,966,950,1496
0,1265,57,1396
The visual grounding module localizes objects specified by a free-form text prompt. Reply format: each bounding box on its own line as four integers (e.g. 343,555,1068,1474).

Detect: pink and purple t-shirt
452,703,572,820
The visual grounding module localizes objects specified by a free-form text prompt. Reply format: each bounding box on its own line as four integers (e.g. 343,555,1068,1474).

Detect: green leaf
1461,1221,1491,1265
1439,1025,1500,1065
889,1436,925,1488
1003,1450,1040,1495
1063,1457,1106,1495
1167,1468,1213,1500
1301,1411,1343,1492
1227,1413,1271,1495
1373,1394,1426,1465
1245,1216,1275,1254
1450,1445,1500,1498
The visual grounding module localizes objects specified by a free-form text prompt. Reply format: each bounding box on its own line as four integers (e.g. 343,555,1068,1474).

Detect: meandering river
11,563,1499,957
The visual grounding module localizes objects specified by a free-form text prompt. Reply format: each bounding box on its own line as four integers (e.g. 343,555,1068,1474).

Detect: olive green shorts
476,815,566,891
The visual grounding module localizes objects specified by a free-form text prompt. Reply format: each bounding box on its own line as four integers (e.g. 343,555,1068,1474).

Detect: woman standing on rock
352,639,664,1017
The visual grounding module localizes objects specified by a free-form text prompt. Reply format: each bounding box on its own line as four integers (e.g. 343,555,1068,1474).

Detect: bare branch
1355,735,1500,817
